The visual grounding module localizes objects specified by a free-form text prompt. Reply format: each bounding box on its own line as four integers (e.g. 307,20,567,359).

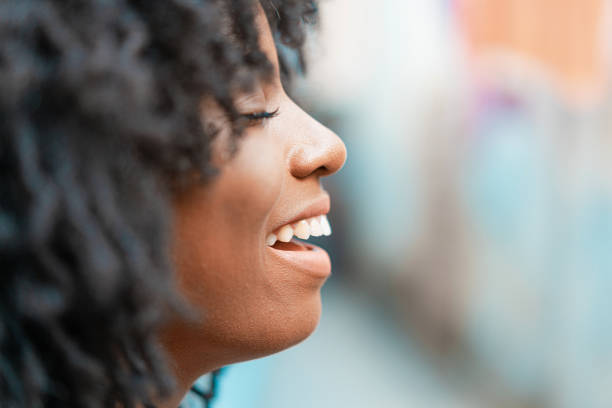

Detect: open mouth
265,215,332,279
271,238,322,252
266,237,331,280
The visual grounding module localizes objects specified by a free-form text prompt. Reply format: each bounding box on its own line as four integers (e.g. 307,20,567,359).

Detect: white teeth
266,233,278,246
309,217,323,237
267,214,333,246
319,215,332,236
293,220,311,240
277,225,294,242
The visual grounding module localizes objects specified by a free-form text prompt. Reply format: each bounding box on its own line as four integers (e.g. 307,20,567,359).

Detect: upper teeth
266,215,332,246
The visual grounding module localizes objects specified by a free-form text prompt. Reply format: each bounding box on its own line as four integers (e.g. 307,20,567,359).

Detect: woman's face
165,7,346,373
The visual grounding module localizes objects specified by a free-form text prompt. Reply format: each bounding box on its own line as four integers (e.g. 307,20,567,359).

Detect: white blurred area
296,0,463,273
209,1,612,407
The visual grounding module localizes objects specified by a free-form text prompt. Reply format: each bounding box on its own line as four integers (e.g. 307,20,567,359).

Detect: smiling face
162,6,346,383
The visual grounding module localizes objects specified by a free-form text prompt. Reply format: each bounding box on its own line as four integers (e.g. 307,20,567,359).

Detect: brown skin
160,6,346,406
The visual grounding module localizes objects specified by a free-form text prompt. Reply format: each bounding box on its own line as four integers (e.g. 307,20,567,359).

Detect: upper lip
271,194,330,233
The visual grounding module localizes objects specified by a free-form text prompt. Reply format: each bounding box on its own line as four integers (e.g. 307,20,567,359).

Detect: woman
0,0,346,407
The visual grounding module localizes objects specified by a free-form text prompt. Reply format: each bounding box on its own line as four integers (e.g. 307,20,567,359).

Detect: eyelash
243,108,280,125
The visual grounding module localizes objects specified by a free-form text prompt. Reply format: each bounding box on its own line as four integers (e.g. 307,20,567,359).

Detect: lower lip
266,239,332,280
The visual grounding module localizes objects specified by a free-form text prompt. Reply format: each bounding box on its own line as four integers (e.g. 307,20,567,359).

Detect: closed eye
242,108,280,126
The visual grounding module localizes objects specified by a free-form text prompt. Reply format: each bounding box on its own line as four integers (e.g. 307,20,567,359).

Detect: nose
288,109,347,179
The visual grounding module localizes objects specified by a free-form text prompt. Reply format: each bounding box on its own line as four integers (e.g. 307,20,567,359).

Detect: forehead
254,4,281,74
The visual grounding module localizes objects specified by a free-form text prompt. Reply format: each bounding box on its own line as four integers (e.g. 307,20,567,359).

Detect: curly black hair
0,0,318,406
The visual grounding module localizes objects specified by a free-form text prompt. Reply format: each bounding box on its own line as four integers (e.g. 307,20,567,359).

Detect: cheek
171,133,285,311
220,134,284,232
170,127,321,359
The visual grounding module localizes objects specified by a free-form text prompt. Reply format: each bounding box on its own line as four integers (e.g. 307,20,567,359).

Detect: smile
265,215,332,247
265,214,333,280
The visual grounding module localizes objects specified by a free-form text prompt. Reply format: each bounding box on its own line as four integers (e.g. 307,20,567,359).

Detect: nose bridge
288,106,347,179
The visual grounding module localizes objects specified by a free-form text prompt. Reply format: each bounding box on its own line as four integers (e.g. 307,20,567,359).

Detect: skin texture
161,6,346,405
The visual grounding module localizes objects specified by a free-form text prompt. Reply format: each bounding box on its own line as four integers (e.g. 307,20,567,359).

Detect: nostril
315,165,329,177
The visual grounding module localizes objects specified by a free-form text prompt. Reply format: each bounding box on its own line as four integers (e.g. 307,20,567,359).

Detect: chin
228,296,323,362
274,297,323,350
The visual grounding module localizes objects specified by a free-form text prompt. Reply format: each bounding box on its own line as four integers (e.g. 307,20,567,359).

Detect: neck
157,339,223,408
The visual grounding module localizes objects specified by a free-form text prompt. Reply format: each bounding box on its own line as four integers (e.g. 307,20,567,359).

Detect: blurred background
187,0,612,407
